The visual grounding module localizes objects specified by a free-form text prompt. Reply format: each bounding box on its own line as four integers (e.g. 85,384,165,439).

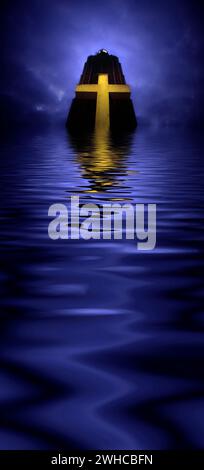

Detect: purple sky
2,0,204,125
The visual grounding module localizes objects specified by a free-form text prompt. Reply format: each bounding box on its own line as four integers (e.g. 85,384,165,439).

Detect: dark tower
66,49,137,131
79,49,126,84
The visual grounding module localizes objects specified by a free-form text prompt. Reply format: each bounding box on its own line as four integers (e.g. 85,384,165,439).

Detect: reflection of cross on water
75,74,130,129
68,124,134,193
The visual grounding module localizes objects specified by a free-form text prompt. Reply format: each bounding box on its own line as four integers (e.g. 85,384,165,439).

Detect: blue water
0,125,204,449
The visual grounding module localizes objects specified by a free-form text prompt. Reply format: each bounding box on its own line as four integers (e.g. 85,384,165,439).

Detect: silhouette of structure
66,50,137,131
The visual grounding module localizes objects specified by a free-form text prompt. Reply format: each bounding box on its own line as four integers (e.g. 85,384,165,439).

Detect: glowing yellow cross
75,74,130,129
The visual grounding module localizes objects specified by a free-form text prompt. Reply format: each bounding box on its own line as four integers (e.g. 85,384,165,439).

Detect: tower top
79,50,126,85
97,49,109,55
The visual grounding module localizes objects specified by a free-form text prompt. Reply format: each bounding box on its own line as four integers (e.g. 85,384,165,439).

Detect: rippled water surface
1,125,204,449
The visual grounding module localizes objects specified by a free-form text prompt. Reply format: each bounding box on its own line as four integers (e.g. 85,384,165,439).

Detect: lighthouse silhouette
66,49,137,131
